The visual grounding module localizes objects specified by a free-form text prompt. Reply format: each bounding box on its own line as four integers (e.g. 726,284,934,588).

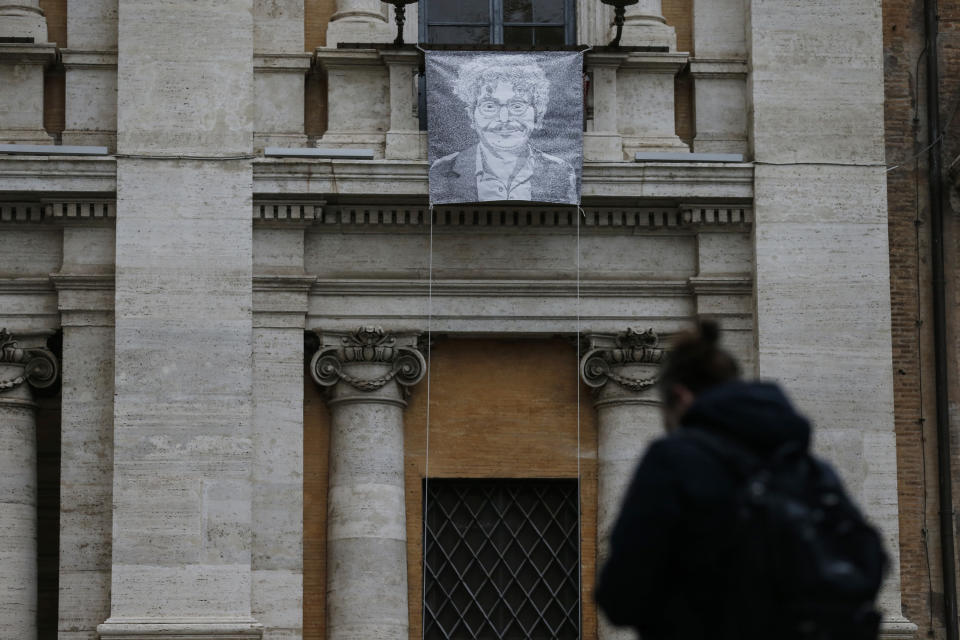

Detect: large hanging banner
426,51,583,206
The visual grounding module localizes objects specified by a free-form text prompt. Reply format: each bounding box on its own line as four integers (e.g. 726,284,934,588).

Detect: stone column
0,1,48,41
584,52,625,161
309,327,426,640
382,49,423,160
611,0,676,50
580,328,664,640
0,1,55,145
0,329,58,640
326,0,392,48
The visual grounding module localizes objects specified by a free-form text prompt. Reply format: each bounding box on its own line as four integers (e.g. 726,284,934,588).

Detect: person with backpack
594,320,887,640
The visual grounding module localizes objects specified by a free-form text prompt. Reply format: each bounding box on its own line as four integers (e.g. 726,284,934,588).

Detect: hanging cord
421,204,435,637
575,47,589,638
575,203,584,639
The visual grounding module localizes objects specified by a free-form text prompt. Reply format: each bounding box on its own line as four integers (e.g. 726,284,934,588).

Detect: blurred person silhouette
595,320,887,640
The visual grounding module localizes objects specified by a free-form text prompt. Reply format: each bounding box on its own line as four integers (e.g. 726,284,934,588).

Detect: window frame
418,0,577,46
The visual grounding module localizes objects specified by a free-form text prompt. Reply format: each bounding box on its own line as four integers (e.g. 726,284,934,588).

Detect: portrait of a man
427,52,583,205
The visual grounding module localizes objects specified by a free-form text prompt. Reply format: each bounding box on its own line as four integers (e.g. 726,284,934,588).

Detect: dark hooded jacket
594,380,812,640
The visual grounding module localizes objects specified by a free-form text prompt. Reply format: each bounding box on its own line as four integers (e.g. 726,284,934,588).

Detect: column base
584,132,624,161
879,616,917,640
385,130,425,159
612,19,676,50
254,132,308,152
62,130,116,150
0,128,54,145
623,135,690,155
316,132,386,158
97,618,264,640
326,18,394,48
692,134,747,155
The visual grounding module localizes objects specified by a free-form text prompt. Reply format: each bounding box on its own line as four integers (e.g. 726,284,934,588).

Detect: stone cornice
0,199,115,224
252,159,754,200
0,277,54,294
60,49,118,69
689,58,748,79
49,273,115,291
0,156,115,192
252,274,317,293
0,42,57,64
0,157,753,201
254,200,321,226
618,51,689,72
688,275,752,296
254,52,312,73
259,201,751,231
312,278,695,297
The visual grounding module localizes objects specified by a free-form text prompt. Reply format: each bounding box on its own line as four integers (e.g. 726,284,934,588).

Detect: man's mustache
484,122,530,133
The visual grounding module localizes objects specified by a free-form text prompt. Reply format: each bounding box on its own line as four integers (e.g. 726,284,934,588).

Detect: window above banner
419,0,576,46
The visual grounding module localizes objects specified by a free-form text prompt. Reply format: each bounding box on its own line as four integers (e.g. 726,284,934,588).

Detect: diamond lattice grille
423,479,580,640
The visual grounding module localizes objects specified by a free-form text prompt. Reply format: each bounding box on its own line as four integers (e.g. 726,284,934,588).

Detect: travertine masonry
748,0,912,635
101,0,259,637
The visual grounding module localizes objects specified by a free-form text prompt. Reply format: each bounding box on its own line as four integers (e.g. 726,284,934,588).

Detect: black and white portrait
426,51,583,205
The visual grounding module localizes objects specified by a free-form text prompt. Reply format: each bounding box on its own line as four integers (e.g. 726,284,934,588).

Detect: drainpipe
924,1,959,638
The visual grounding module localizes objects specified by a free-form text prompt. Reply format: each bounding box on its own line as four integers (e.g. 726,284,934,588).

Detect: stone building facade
0,0,950,639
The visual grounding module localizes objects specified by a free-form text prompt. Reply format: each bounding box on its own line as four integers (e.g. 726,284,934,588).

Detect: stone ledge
253,52,312,73
61,49,118,69
0,42,56,64
689,57,748,78
97,618,264,640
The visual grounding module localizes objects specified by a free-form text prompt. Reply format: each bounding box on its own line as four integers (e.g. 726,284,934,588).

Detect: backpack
682,427,888,640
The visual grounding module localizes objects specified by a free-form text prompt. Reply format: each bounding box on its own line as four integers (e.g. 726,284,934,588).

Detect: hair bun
698,319,720,345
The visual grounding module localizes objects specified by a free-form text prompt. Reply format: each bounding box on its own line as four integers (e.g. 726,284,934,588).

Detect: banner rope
576,202,584,640
421,202,434,638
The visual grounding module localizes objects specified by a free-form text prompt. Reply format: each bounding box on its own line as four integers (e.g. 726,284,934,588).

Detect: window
423,479,580,640
419,0,576,46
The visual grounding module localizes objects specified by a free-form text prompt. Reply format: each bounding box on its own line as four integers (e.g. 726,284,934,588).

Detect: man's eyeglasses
476,99,533,117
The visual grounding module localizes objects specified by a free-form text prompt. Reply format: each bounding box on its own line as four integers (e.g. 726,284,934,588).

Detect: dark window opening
423,478,580,640
419,0,576,45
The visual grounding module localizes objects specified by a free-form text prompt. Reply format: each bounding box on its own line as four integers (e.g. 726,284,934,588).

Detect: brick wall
304,366,330,640
663,0,694,146
404,338,599,640
884,0,960,636
39,0,66,140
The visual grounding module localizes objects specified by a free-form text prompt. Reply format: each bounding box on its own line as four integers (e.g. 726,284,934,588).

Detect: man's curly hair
453,55,551,124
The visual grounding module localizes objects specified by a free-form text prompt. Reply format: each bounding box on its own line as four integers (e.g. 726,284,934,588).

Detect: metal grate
423,479,580,640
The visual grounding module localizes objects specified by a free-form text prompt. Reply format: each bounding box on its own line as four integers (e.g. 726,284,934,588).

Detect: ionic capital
580,328,664,401
309,326,426,404
0,328,58,393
